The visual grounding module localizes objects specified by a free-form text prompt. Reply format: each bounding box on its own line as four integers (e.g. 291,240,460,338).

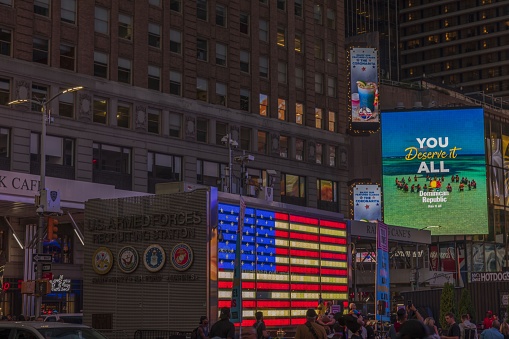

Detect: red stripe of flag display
217,203,348,326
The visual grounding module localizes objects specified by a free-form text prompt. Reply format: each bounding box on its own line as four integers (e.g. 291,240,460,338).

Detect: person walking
481,320,503,339
210,308,235,339
253,311,270,339
441,313,461,339
295,309,327,339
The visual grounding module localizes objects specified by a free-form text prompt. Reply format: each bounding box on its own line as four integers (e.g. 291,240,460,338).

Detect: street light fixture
8,85,84,316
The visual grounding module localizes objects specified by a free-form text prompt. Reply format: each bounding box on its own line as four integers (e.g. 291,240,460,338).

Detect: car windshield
38,327,108,339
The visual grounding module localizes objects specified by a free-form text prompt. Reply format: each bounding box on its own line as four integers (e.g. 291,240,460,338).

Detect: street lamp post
8,86,83,316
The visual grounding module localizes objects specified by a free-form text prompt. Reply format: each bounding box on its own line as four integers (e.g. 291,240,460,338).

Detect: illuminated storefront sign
353,184,381,221
217,203,348,326
381,108,488,235
50,275,71,292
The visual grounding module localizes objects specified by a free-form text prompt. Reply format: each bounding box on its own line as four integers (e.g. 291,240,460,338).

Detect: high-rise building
0,0,350,316
398,0,509,103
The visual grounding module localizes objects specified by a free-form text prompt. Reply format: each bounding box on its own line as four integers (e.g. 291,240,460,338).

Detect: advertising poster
381,108,488,235
353,184,381,222
376,221,390,321
350,48,379,131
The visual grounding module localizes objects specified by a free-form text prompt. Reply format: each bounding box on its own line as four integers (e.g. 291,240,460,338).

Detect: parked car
42,313,83,324
0,321,107,339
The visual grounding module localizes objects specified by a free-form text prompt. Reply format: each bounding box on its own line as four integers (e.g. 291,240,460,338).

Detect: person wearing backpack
295,309,327,339
459,314,477,339
253,312,270,339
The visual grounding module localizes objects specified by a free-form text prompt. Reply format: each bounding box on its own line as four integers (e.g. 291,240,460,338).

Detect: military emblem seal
170,243,193,272
92,247,113,275
143,244,165,272
118,246,139,274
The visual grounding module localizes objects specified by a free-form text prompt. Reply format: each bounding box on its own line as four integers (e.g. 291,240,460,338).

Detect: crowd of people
194,305,509,339
0,314,46,321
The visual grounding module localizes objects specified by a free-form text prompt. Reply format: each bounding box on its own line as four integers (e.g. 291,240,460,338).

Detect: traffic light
47,217,58,240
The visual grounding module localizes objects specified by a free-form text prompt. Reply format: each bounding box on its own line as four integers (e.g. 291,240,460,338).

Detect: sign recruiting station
381,108,488,235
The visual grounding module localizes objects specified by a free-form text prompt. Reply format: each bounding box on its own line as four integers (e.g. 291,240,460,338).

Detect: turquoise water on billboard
382,155,488,235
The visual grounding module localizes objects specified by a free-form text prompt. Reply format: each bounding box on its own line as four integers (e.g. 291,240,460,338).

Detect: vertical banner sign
353,184,381,222
376,221,390,322
230,196,245,323
350,48,379,131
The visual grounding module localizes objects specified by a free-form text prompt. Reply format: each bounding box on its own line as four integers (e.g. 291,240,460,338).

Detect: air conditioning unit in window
258,186,273,202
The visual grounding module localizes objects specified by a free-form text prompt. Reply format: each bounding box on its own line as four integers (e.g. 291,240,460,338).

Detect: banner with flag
376,221,390,321
230,196,245,323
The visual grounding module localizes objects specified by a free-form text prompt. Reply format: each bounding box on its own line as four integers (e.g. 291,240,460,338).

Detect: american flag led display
217,203,348,326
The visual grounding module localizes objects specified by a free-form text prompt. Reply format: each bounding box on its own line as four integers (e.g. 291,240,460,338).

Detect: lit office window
295,33,303,53
296,103,304,125
278,98,286,121
259,94,268,116
93,98,108,124
328,111,336,132
315,108,323,129
277,28,286,47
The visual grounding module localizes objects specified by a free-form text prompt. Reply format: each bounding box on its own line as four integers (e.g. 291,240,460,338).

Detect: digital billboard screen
381,108,488,235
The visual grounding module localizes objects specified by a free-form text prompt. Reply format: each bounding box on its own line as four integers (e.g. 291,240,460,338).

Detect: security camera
267,169,277,176
221,135,229,145
231,140,239,148
246,154,254,161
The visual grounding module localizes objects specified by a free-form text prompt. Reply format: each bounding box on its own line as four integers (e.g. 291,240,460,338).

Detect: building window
216,43,227,66
278,62,287,84
314,4,323,25
170,30,182,54
0,78,10,105
118,58,131,84
317,179,338,205
240,127,251,151
34,0,49,16
277,0,285,11
33,38,49,64
279,135,288,158
61,0,76,24
315,108,323,129
216,122,228,145
259,94,268,116
148,65,160,91
258,56,269,78
197,0,207,21
197,159,225,189
240,50,250,73
94,51,108,78
278,98,286,121
316,143,323,164
197,78,208,102
0,127,9,159
149,0,161,6
281,173,306,199
295,33,303,52
197,118,208,143
327,42,336,63
197,38,208,61
31,84,47,112
93,143,131,174
240,89,250,111
147,152,182,183
259,20,268,42
277,28,286,47
240,13,249,35
295,0,303,16
119,13,133,40
58,90,74,118
295,67,304,88
60,44,75,71
257,131,268,154
117,102,131,129
327,77,336,97
315,73,324,94
328,111,336,132
314,39,323,59
170,71,182,96
329,145,337,167
0,28,12,56
95,7,109,34
296,138,304,161
296,103,303,125
216,82,227,106
31,134,74,167
216,5,227,27
93,98,108,124
170,0,181,12
147,108,160,134
169,113,182,138
148,23,161,48
326,9,335,29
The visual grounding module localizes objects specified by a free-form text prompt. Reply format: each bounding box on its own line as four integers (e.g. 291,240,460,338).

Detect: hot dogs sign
381,107,488,236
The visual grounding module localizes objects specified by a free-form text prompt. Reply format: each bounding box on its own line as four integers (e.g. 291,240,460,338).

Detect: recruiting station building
83,189,348,334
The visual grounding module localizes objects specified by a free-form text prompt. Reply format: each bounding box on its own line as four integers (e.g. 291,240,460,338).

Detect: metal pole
228,134,233,193
35,103,47,317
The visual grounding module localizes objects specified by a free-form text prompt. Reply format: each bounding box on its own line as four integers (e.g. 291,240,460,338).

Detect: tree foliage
458,288,475,323
439,283,456,329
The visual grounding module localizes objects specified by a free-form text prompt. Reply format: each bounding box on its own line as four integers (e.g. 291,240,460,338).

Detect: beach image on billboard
381,108,488,235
